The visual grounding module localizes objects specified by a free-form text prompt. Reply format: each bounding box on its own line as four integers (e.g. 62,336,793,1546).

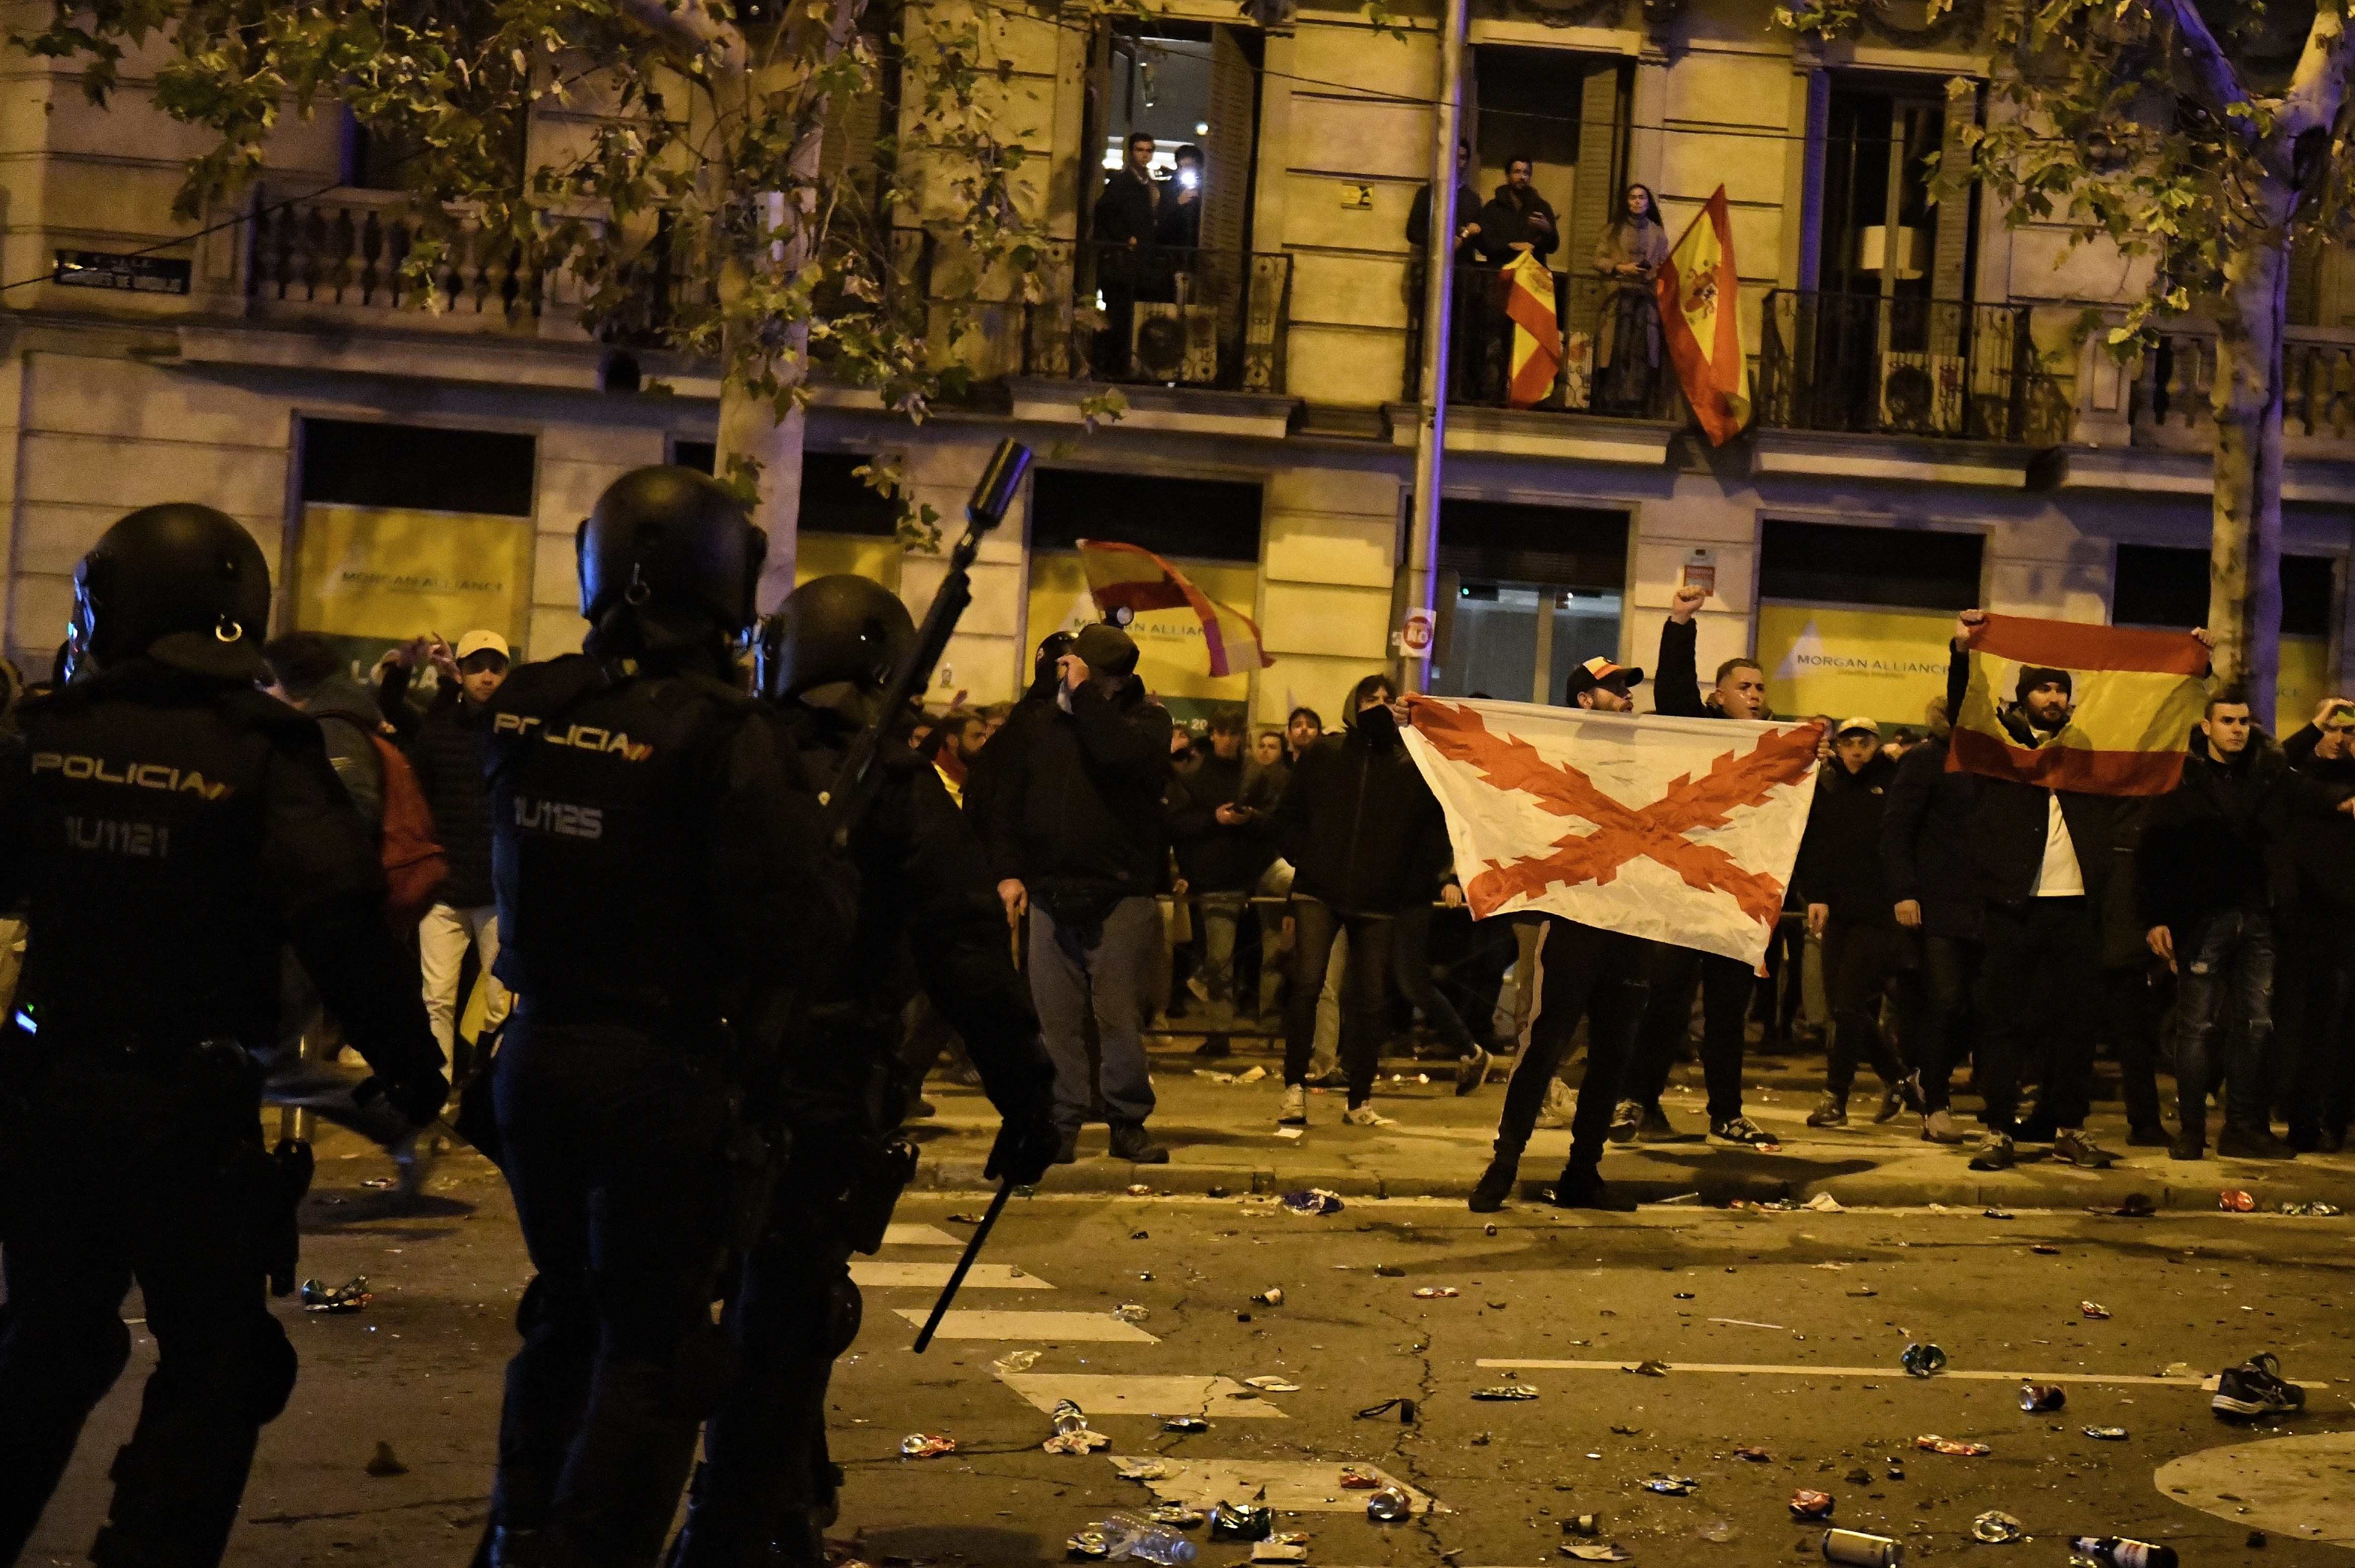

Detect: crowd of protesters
941,589,2355,1200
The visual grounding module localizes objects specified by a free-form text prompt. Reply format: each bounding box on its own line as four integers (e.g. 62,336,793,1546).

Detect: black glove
985,1115,1060,1186
360,1071,451,1130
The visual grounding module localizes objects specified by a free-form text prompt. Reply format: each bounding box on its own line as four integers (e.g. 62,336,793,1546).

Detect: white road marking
890,1309,1157,1343
881,1224,967,1246
849,1263,1050,1289
1109,1458,1438,1514
998,1373,1287,1419
1477,1358,2324,1390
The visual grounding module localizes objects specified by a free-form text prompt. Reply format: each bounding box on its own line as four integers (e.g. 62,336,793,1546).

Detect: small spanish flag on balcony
1504,252,1561,409
1077,539,1275,678
1947,614,2210,796
1657,185,1752,446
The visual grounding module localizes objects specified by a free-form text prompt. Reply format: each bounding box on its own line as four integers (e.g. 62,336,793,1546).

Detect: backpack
370,731,448,928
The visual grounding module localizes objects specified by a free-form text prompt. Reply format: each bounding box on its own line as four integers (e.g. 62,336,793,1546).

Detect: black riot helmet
758,574,917,705
71,504,272,682
577,466,767,654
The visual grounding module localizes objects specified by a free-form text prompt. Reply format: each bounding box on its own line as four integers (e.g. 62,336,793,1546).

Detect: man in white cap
410,629,513,1082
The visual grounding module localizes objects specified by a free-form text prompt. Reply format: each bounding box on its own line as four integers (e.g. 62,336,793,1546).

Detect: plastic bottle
1094,1512,1198,1566
2070,1538,2178,1568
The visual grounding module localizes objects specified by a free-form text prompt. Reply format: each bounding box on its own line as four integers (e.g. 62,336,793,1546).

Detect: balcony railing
245,186,554,330
1402,266,1674,418
1758,290,2068,445
2106,319,2355,454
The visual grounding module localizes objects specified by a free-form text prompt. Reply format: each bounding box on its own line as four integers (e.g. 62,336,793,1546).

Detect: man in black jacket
2138,692,2302,1160
1798,719,1916,1128
0,505,444,1568
1612,584,1778,1147
410,630,510,1080
1943,608,2123,1171
1270,673,1453,1126
1093,132,1165,375
1473,157,1559,265
2281,699,2355,1151
1880,699,1982,1143
1168,710,1277,1057
982,622,1175,1164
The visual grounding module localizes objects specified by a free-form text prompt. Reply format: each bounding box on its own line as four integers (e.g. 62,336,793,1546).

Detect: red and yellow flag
1076,539,1274,678
1655,185,1751,446
1947,614,2209,796
1504,252,1560,409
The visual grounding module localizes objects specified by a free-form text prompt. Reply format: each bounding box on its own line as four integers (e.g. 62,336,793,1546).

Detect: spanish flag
1656,185,1751,446
1947,614,2210,796
1504,252,1561,409
1076,538,1274,678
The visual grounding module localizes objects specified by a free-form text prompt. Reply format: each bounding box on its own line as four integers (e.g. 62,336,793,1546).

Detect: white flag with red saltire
1401,696,1825,967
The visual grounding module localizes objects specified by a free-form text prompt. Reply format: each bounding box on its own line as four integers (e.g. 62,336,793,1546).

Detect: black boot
1468,1154,1518,1213
1108,1120,1169,1164
1549,1166,1637,1212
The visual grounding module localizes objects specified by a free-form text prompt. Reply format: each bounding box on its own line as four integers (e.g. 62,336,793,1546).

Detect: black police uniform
481,645,837,1567
674,696,1056,1564
0,653,441,1567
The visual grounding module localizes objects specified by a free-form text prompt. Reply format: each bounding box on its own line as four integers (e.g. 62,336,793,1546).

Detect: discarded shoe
2212,1353,2306,1419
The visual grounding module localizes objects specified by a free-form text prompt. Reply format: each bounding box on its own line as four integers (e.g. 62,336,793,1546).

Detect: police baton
912,1177,1014,1353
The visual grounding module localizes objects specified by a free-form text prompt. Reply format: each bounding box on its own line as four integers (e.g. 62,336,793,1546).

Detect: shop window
301,419,535,515
2114,544,2334,637
1029,468,1262,561
1760,518,1981,610
1756,519,1982,729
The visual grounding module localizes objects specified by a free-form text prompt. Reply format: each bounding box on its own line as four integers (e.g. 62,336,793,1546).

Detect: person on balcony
1593,183,1668,415
1405,140,1484,402
1157,143,1203,253
1093,132,1165,376
1472,158,1559,400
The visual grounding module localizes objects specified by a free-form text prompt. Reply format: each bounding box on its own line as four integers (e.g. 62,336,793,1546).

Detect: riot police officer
478,467,842,1568
0,504,446,1568
664,575,1058,1567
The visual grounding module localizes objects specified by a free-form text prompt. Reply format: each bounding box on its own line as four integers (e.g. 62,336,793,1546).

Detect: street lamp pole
1401,0,1468,695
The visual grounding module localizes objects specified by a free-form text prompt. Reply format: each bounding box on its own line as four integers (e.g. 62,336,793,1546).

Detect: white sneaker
1279,1084,1308,1125
1341,1103,1383,1127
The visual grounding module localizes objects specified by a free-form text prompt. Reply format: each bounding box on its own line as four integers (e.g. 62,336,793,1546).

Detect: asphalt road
21,1133,2355,1567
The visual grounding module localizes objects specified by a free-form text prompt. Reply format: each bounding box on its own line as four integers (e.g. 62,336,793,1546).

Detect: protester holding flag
1591,183,1668,415
1270,674,1455,1128
1941,607,2214,1171
1611,584,1780,1149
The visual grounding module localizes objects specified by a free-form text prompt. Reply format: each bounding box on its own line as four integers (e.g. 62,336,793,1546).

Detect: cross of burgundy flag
1402,696,1826,967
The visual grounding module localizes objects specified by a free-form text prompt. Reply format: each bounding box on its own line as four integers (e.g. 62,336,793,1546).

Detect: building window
1755,519,1984,729
2113,544,2334,637
1028,468,1262,561
301,419,535,516
1818,80,1977,308
1429,500,1627,705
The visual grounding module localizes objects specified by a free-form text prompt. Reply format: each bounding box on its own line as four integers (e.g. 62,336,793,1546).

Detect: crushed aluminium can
1900,1342,1947,1377
1789,1489,1835,1519
2019,1382,2068,1412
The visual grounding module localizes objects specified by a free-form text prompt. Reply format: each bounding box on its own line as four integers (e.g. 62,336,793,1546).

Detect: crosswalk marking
999,1373,1287,1419
1108,1458,1437,1515
889,1309,1157,1343
881,1223,968,1247
850,1263,1050,1289
1475,1358,2309,1390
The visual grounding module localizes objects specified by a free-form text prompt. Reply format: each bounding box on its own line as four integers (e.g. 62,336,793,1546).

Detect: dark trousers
677,1121,871,1567
1895,933,1978,1112
1821,921,1909,1096
491,1015,733,1568
1492,920,1651,1174
1624,943,1752,1123
2284,906,2355,1141
1285,900,1395,1105
2171,908,2276,1134
2102,961,2166,1133
1975,897,2101,1131
1393,902,1477,1057
0,1054,296,1568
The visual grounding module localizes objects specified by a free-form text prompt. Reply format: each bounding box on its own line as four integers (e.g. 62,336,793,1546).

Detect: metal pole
1402,0,1469,695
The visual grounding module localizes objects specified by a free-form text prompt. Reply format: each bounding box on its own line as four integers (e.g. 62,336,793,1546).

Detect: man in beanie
982,620,1178,1163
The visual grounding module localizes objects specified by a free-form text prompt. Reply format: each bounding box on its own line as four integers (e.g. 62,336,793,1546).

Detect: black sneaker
2213,1354,2306,1419
1967,1135,2016,1172
1549,1169,1638,1212
1455,1046,1492,1097
1108,1121,1169,1164
1195,1034,1233,1058
1633,1105,1679,1142
2218,1126,2297,1161
1468,1156,1517,1213
1806,1093,1848,1128
1710,1115,1777,1147
2053,1128,2117,1168
2170,1130,2206,1161
1607,1099,1644,1144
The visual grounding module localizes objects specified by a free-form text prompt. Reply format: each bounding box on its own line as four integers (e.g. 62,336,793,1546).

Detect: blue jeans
1029,897,1160,1131
2172,907,2275,1134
